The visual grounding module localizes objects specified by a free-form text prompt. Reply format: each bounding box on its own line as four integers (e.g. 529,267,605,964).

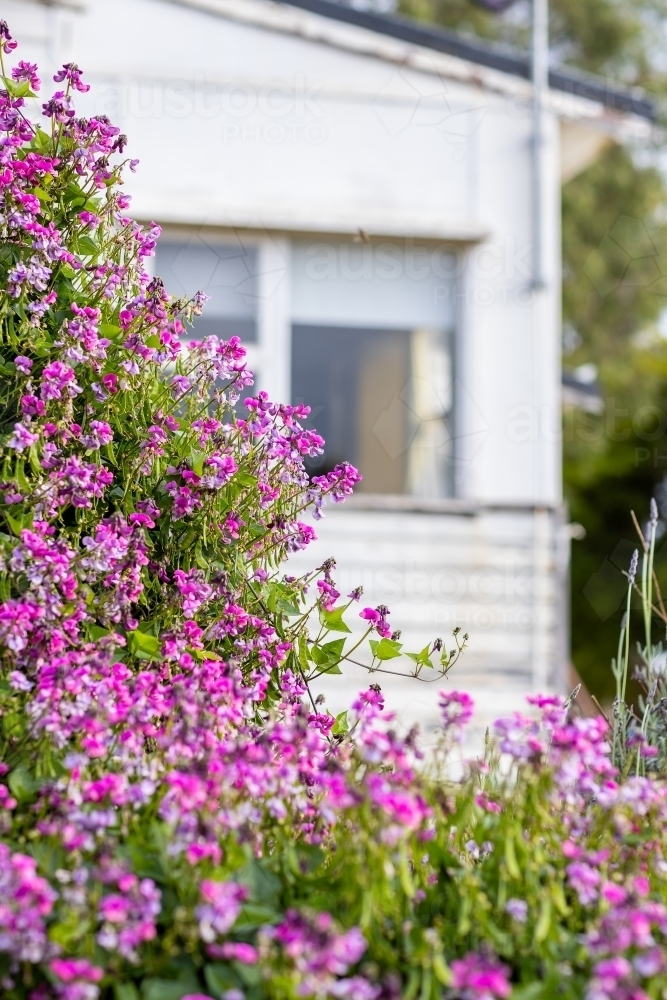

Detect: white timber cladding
286,500,567,745
0,0,649,726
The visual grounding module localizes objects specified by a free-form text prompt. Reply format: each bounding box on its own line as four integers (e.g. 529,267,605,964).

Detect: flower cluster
2,25,667,1000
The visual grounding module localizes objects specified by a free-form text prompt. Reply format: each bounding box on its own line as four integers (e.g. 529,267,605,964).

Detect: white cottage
3,0,654,740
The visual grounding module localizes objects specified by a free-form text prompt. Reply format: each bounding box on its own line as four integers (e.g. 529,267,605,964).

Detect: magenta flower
566,861,601,905
12,60,40,90
450,952,511,1000
196,880,247,943
439,690,474,729
53,62,90,92
50,958,103,983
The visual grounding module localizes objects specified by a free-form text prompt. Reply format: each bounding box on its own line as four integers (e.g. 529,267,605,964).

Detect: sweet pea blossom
13,354,32,373
439,690,474,729
2,30,666,1000
450,952,511,1000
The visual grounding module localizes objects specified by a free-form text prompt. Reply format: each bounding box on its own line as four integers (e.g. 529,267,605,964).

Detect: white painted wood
287,500,565,746
257,237,291,401
0,0,645,736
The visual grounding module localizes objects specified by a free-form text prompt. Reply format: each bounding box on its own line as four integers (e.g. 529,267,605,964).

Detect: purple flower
40,360,81,401
439,690,474,729
0,844,57,962
196,880,247,942
53,63,90,93
450,952,511,1000
0,20,17,53
50,959,103,984
566,861,600,905
42,91,75,123
360,606,391,637
14,355,33,374
8,421,38,452
504,898,528,923
12,61,40,91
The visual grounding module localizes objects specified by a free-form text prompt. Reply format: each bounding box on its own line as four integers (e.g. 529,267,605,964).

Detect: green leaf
298,632,311,673
75,235,99,257
128,630,160,659
311,637,345,674
33,126,51,149
115,986,140,1000
99,323,123,340
234,857,281,907
33,187,52,203
193,649,221,661
145,335,161,348
5,512,25,536
504,834,521,879
319,606,352,634
2,77,34,98
205,964,239,998
188,451,206,476
30,841,65,879
406,644,434,668
141,980,199,1000
324,662,343,674
534,896,552,943
510,986,550,1000
332,710,348,735
321,637,346,658
2,711,25,740
369,637,402,660
49,913,91,949
277,598,300,615
234,472,257,488
8,764,41,804
234,902,279,931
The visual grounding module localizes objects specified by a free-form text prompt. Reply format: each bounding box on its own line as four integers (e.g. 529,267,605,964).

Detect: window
155,235,258,343
291,241,456,497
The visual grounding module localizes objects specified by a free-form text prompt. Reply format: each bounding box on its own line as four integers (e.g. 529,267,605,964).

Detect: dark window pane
292,325,413,494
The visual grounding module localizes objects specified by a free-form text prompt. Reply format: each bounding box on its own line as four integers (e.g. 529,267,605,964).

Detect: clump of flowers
1,24,667,1000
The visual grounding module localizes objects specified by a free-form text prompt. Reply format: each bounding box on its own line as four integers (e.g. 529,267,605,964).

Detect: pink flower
12,61,40,90
601,882,627,905
53,62,90,92
450,952,511,1000
359,605,390,637
218,942,259,964
40,361,81,401
566,861,600,905
439,690,474,729
8,422,39,452
101,372,118,394
196,881,247,942
99,894,131,923
50,959,103,983
14,355,33,374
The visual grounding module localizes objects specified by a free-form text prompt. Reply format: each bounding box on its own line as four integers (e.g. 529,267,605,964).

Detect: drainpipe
532,0,548,290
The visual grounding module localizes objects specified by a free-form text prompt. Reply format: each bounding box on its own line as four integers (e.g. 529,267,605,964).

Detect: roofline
279,0,656,121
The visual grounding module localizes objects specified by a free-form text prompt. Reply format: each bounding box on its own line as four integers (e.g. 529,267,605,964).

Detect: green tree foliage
398,0,667,83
